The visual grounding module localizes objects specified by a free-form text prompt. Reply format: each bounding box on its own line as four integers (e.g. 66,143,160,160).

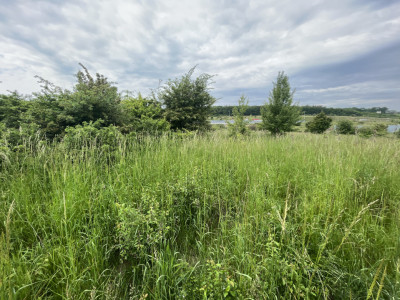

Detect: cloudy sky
1,0,399,109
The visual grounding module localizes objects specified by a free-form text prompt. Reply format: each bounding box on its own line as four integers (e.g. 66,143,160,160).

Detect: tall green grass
1,132,399,299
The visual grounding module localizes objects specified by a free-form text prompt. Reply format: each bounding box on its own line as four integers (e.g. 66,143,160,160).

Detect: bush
0,122,42,150
336,120,355,135
121,93,170,135
395,129,400,138
357,123,387,138
63,120,123,150
158,67,216,131
357,126,374,138
372,123,387,136
115,188,171,262
306,112,332,133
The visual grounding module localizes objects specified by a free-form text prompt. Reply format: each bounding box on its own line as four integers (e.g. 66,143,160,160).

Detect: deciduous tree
158,67,216,131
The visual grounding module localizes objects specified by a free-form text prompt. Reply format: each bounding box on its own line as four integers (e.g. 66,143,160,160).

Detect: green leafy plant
227,95,249,137
357,126,374,138
63,120,123,150
336,120,355,135
115,188,170,262
372,123,387,136
261,72,300,135
121,93,170,135
158,66,216,131
306,112,332,134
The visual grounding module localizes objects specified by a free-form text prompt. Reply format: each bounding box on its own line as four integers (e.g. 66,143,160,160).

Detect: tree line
1,65,395,148
212,105,391,117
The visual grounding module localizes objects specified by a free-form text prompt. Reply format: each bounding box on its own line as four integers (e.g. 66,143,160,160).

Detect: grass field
1,132,400,299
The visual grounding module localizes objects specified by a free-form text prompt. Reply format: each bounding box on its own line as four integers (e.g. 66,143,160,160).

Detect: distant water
210,119,262,125
388,125,400,133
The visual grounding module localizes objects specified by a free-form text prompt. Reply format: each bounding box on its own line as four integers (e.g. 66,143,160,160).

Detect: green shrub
121,93,170,135
228,95,249,137
336,120,355,134
306,112,332,133
372,123,387,136
158,66,216,131
115,188,171,262
0,122,42,150
63,120,123,150
357,126,374,138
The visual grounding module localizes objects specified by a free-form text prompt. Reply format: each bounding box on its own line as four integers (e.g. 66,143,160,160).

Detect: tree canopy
261,72,300,135
158,67,216,131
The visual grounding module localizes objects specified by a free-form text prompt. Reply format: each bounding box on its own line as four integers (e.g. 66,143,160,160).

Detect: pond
388,125,400,133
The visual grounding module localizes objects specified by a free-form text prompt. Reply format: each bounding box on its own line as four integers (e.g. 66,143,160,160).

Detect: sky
0,0,399,110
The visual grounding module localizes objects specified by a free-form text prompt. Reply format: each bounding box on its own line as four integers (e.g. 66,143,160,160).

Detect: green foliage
63,120,123,150
261,72,300,135
336,120,355,134
306,112,332,133
395,129,400,138
25,65,122,139
227,95,249,137
27,77,67,138
115,187,170,262
357,126,374,138
121,93,170,134
159,66,216,131
193,260,242,299
61,64,122,127
372,123,387,136
1,133,400,298
0,122,42,150
0,92,29,129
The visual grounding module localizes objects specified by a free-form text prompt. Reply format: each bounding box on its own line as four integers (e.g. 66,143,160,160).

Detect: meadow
1,131,400,299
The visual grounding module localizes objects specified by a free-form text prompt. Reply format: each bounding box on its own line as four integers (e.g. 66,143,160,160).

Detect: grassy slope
1,132,400,299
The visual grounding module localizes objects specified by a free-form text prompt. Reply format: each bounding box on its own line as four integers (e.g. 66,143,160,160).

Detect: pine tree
261,72,300,135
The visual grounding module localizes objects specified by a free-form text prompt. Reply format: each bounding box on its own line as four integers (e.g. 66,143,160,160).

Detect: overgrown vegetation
1,132,399,299
1,66,400,298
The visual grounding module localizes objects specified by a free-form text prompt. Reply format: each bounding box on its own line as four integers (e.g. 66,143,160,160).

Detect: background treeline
212,105,393,117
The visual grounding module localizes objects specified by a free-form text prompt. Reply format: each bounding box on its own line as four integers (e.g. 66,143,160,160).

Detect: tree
261,72,300,135
227,95,249,137
0,92,29,129
27,77,67,138
61,64,122,127
306,111,332,133
26,65,122,139
158,67,216,131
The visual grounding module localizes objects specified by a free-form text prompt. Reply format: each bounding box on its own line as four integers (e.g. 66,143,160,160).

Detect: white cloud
0,0,399,108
